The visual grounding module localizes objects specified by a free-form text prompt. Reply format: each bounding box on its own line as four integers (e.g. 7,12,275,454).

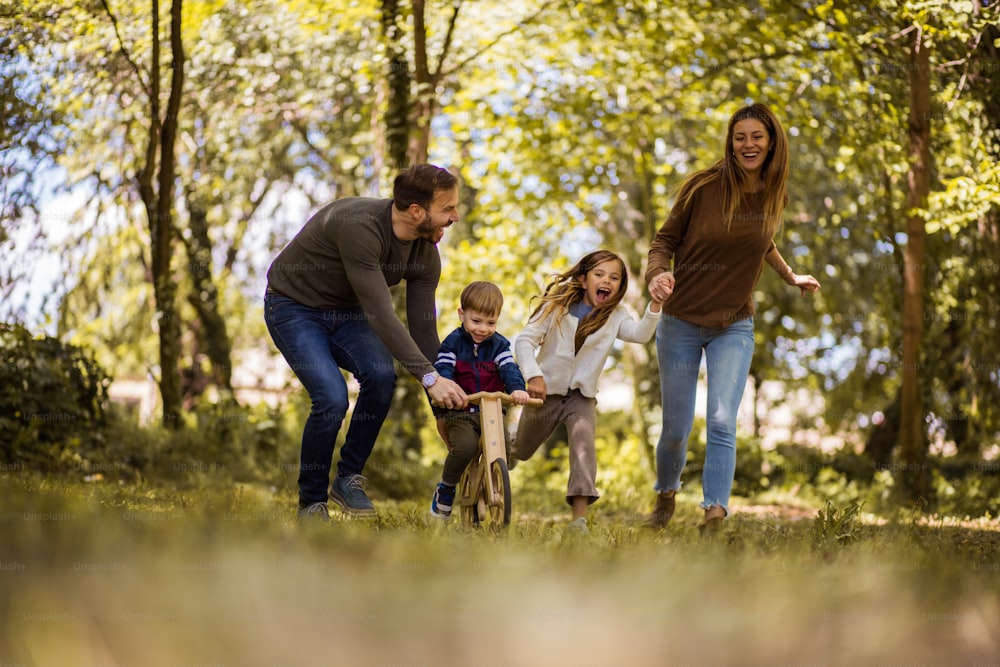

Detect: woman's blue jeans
264,293,397,506
654,314,754,515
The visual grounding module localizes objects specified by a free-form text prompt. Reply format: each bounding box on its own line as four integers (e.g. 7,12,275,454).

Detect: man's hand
526,376,547,401
510,389,531,405
427,375,467,410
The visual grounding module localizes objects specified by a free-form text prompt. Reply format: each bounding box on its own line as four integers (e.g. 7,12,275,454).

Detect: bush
0,323,110,472
125,398,296,486
931,465,1000,519
35,394,301,487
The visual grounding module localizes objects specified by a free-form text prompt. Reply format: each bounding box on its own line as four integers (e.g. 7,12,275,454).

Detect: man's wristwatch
421,371,439,388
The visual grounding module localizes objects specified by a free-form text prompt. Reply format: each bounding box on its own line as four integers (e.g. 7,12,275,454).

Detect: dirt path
730,502,818,521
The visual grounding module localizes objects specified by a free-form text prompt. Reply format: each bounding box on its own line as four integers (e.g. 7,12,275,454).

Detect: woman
645,103,820,533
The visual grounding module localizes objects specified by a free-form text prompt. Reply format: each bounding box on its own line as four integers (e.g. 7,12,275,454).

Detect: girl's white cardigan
514,303,660,398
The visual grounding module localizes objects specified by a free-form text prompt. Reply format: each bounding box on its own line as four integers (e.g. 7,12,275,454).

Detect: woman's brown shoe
698,516,724,537
646,491,676,530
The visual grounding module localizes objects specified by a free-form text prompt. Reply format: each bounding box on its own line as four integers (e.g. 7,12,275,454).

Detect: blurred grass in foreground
1,473,998,666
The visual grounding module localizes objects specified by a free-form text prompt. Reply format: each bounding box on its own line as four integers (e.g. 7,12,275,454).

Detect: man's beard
417,221,444,243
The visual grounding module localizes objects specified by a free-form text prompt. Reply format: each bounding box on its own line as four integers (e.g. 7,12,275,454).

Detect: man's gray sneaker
329,474,377,517
297,502,330,522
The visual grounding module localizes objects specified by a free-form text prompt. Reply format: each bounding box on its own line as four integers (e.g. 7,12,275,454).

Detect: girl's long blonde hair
675,103,789,239
528,249,627,353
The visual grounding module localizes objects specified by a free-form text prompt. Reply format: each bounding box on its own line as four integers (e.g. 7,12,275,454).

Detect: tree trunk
378,0,430,455
865,388,901,467
380,0,410,171
618,165,659,474
137,0,185,429
183,199,234,394
897,25,931,499
408,0,433,165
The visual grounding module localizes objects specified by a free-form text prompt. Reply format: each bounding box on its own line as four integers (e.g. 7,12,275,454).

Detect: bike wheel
486,458,512,526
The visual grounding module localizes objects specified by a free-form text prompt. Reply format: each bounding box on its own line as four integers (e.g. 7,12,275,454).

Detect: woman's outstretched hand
789,272,821,295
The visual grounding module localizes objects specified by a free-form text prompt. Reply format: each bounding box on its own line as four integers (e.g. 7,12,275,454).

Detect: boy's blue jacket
433,327,526,414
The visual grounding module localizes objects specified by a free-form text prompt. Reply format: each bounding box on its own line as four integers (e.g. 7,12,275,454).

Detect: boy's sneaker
297,502,330,522
429,483,455,520
329,474,377,518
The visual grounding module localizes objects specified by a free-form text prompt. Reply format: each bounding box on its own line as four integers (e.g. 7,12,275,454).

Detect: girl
510,249,666,533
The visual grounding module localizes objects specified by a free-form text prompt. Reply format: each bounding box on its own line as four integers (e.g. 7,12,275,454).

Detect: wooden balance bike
456,391,542,526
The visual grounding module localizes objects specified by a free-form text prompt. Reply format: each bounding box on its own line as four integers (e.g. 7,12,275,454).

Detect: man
265,164,468,520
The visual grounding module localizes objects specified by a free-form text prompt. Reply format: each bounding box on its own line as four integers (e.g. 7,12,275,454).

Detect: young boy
429,281,531,519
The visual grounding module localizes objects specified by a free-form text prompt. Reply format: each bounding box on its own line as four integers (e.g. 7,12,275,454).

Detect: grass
2,472,999,666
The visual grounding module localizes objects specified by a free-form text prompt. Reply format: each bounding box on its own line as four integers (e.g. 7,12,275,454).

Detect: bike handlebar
465,391,543,407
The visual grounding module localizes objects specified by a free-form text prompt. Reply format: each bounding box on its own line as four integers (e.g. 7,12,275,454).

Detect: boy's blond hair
460,281,504,317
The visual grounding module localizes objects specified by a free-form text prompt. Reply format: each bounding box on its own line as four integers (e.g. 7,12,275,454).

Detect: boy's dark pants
440,411,510,486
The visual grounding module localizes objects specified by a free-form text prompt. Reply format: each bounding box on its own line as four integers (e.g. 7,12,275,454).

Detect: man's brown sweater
266,197,439,378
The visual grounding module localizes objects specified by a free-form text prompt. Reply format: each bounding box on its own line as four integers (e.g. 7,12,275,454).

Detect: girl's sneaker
429,483,455,519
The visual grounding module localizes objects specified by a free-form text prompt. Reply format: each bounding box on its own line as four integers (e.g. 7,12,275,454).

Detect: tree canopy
2,0,999,491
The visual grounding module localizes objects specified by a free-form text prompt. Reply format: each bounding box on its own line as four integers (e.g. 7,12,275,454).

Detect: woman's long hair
528,249,628,353
674,103,789,239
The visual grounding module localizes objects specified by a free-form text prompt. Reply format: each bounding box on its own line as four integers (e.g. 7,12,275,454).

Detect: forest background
3,1,1000,664
2,0,1000,514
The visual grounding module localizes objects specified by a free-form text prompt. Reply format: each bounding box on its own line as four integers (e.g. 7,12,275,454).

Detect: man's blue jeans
264,293,396,507
654,314,755,515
